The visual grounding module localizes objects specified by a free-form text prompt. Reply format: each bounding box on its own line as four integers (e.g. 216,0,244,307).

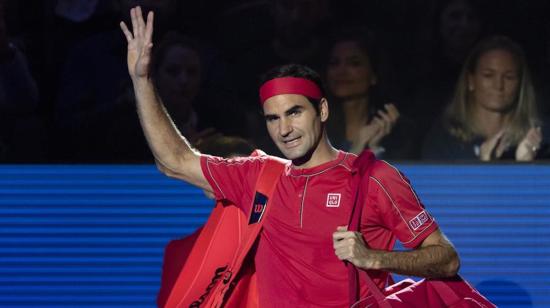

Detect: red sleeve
200,154,264,214
363,160,438,249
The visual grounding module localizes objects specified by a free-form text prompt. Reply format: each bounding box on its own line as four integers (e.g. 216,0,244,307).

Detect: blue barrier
0,164,549,307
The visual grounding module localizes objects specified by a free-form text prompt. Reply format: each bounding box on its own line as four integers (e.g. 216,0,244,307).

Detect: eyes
328,56,367,68
480,71,518,81
264,107,303,123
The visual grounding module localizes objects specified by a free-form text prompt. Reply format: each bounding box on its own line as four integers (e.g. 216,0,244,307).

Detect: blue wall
0,164,549,307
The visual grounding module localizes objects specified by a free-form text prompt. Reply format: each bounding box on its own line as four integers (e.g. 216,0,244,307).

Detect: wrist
359,249,384,270
132,77,154,90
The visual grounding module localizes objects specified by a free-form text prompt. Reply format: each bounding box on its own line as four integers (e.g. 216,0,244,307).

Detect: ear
320,98,329,123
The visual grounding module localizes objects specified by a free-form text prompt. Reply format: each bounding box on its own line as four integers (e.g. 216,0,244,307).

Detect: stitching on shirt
381,160,424,211
206,156,259,167
206,158,226,199
300,177,310,228
400,220,435,245
369,175,415,237
290,152,353,178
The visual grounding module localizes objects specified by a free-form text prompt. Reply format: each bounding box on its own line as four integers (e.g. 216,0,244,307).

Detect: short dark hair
259,64,326,113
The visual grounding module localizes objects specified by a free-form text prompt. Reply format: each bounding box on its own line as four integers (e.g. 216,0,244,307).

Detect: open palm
119,6,154,79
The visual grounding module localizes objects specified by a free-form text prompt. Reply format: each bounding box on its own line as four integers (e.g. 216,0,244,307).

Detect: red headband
259,77,322,105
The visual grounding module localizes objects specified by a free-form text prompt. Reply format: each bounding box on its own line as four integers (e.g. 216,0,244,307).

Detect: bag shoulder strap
166,154,286,308
347,150,386,305
204,155,286,308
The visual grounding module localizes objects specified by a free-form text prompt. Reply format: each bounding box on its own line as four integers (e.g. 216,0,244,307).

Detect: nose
496,75,505,90
279,117,293,137
177,72,189,87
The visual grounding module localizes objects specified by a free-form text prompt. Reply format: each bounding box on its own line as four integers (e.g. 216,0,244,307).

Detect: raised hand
516,127,543,161
367,103,399,149
349,104,399,154
119,6,154,80
349,120,381,154
479,130,509,161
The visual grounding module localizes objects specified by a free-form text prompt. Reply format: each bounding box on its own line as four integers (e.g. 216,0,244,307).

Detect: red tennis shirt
200,150,438,307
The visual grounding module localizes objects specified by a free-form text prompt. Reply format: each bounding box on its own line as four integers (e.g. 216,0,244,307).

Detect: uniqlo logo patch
409,211,430,230
326,193,341,208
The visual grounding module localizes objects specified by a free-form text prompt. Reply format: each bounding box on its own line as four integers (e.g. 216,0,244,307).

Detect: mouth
282,136,301,148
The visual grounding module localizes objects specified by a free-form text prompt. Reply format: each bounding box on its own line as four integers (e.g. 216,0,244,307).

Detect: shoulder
369,159,404,183
202,151,290,170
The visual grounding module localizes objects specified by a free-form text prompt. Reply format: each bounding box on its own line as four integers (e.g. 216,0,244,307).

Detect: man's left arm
333,226,460,278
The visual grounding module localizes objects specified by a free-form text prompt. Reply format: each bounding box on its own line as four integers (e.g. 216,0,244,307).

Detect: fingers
130,7,138,38
523,127,543,152
495,134,511,158
332,226,362,246
119,21,133,42
376,112,392,135
127,6,153,40
141,42,153,60
480,130,504,161
373,104,399,136
136,6,146,38
384,103,400,122
144,11,154,44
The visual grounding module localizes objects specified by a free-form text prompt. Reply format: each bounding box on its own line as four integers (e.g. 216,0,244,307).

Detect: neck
472,104,511,138
341,96,369,141
292,133,339,169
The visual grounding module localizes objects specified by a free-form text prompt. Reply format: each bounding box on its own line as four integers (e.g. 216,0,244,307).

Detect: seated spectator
410,0,487,140
150,32,242,144
422,36,549,161
324,27,417,159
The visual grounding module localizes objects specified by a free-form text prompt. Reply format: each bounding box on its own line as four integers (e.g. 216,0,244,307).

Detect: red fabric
259,77,322,104
353,275,496,308
157,227,202,308
161,202,249,308
201,151,439,307
160,153,285,308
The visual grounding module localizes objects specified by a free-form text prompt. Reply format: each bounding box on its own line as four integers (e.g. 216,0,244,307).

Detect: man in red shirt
121,7,459,307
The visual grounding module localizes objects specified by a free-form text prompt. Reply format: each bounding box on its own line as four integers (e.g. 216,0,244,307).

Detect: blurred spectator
410,0,488,140
53,0,180,162
55,0,99,23
151,32,244,143
324,27,417,159
0,0,46,162
422,36,549,161
219,0,333,156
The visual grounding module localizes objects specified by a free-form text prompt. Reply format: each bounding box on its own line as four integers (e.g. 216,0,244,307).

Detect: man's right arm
120,7,211,192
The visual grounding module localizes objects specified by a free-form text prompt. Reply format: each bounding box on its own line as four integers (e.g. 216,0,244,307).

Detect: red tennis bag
352,275,497,308
348,150,496,308
160,153,286,308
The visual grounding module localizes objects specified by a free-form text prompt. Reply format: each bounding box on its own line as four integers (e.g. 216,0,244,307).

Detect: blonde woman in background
422,35,548,161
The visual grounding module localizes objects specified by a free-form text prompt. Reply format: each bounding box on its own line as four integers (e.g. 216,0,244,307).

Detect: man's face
262,94,326,160
439,0,481,51
156,45,202,110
